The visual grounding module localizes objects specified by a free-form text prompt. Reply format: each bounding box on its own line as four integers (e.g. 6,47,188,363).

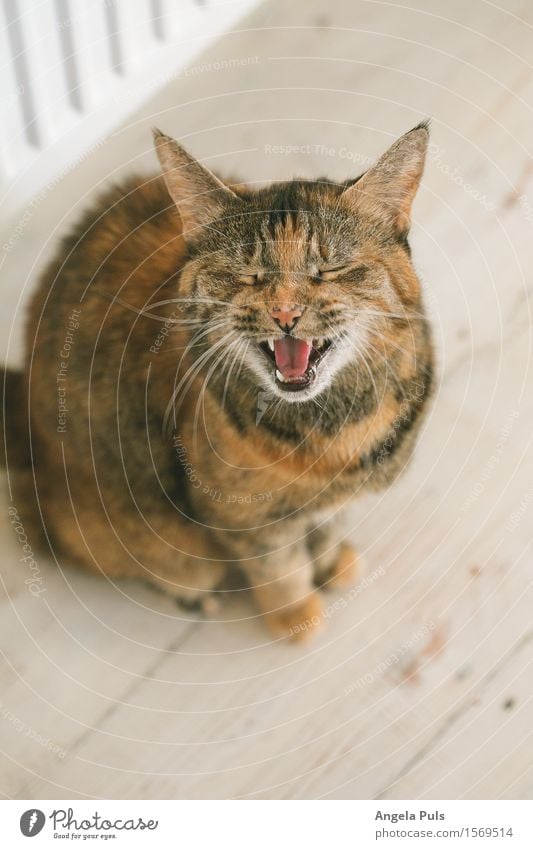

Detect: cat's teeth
276,369,286,383
268,339,275,352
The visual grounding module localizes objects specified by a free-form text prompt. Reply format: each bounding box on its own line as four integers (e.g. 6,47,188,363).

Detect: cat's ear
340,123,429,235
153,129,240,236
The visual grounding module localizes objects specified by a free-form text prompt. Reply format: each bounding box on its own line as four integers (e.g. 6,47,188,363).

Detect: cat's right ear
340,123,429,236
153,129,241,236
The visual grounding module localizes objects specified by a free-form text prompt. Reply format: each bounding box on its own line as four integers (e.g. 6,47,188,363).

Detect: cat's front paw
315,543,359,589
330,543,359,587
264,592,324,641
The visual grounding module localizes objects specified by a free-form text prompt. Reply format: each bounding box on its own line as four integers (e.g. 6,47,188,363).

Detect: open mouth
258,336,333,392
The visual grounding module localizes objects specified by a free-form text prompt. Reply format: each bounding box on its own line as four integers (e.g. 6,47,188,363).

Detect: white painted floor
1,0,533,799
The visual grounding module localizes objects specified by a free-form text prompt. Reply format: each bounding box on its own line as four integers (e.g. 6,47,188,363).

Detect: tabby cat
23,123,433,640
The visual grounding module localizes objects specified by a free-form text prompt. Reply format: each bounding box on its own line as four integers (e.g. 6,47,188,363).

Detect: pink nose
270,303,304,331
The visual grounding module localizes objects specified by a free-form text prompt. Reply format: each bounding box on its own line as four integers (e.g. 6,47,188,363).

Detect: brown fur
18,124,434,638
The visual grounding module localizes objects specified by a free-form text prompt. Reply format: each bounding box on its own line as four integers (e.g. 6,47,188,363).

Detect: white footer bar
2,799,531,847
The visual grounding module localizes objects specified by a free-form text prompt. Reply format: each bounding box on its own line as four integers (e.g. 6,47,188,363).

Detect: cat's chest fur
174,387,400,526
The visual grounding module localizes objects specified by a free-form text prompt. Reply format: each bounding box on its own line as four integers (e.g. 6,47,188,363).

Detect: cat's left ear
340,123,429,235
153,129,241,236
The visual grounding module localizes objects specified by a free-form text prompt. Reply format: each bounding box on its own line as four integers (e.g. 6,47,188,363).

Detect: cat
20,122,433,640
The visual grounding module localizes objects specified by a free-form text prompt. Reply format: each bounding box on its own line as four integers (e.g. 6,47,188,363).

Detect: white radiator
0,0,260,207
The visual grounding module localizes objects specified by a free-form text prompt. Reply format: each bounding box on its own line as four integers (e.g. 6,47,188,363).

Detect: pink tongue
274,337,312,379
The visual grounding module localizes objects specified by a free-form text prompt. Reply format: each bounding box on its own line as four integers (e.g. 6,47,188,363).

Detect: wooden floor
1,0,533,799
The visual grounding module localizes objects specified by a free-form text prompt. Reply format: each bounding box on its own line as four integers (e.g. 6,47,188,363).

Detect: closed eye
316,263,368,282
238,271,264,285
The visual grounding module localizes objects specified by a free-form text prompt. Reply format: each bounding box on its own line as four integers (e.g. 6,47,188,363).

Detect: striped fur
24,125,433,639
